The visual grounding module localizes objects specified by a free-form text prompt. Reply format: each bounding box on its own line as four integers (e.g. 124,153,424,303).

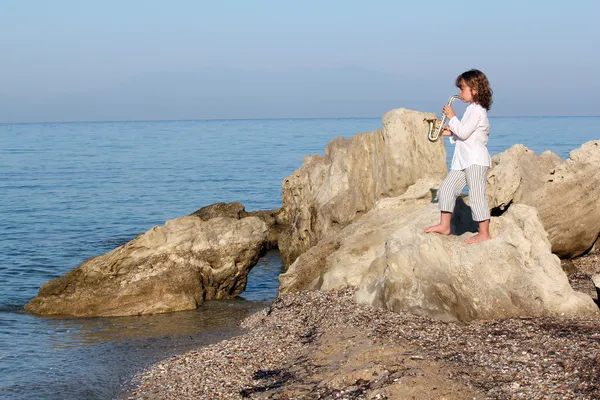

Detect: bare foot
424,224,451,235
465,233,491,244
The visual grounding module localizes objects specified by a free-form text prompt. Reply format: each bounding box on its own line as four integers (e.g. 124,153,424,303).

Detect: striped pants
438,165,490,222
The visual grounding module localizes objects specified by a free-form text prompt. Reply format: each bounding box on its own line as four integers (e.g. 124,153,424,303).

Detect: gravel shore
126,254,600,400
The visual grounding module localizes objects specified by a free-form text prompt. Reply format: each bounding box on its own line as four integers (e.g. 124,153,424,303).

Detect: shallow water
0,116,599,399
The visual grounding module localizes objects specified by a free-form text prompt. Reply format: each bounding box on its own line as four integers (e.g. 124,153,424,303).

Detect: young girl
425,69,493,244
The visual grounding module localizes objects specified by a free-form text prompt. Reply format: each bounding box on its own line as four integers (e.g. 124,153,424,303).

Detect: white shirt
447,103,491,170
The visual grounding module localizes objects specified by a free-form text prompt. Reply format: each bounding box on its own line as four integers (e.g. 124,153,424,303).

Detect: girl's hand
442,126,452,136
443,104,456,119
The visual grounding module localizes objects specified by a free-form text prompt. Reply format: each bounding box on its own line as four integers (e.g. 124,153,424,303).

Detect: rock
487,141,600,258
590,235,600,255
592,274,600,300
278,179,441,292
25,215,269,317
280,185,597,322
278,108,447,267
356,204,597,321
190,202,246,220
191,202,280,249
245,209,281,249
486,145,562,213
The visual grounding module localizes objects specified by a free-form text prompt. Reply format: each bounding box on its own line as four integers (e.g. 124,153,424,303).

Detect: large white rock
279,184,597,322
486,144,562,211
277,108,448,267
487,140,600,258
26,215,269,317
278,179,442,293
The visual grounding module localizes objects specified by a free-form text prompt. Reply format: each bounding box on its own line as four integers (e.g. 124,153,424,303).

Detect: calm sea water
1,116,599,399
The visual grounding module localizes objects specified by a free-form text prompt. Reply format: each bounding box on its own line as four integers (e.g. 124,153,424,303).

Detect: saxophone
426,95,460,142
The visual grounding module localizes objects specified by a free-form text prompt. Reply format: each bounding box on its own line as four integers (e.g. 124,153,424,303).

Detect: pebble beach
125,254,600,400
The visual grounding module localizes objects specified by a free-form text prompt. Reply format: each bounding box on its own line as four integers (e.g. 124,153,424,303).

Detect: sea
1,115,599,399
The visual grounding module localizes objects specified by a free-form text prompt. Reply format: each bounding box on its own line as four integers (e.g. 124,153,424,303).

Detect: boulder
279,179,444,292
486,145,562,211
25,214,269,317
279,183,597,322
190,201,247,220
487,140,600,258
191,201,281,249
278,108,447,267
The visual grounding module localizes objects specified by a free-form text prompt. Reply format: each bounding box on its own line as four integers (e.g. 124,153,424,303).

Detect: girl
425,69,493,244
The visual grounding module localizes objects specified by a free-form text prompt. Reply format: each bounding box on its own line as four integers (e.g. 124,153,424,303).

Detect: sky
0,0,599,122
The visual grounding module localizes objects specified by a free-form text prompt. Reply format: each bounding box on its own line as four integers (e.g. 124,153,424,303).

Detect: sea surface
1,116,599,399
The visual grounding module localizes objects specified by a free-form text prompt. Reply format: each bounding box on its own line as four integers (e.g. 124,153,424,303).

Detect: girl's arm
448,107,481,141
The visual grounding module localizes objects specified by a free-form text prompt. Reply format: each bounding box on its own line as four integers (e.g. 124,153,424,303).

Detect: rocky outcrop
191,202,281,248
279,179,445,293
355,204,597,321
26,214,269,317
278,108,447,267
487,140,600,258
279,183,597,322
191,202,249,220
486,145,562,212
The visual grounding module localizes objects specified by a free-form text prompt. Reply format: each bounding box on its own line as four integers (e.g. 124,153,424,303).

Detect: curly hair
455,69,493,110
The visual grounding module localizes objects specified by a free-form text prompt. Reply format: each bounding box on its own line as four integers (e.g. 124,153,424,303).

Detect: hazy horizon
2,1,599,123
3,115,600,126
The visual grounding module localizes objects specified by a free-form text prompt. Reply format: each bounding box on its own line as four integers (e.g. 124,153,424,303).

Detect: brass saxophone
426,95,460,142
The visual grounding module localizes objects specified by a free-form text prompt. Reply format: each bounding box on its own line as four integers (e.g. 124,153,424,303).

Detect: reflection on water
44,299,268,348
0,298,269,400
0,250,283,400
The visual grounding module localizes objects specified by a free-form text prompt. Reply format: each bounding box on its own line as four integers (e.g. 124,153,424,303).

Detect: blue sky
1,0,598,122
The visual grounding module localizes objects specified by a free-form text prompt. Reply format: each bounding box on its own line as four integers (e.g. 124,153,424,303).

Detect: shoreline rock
26,213,269,317
278,108,448,267
355,204,597,321
487,140,600,258
280,180,597,321
190,202,281,249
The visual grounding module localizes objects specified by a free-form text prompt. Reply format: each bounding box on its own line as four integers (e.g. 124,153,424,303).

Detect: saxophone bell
426,95,460,142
